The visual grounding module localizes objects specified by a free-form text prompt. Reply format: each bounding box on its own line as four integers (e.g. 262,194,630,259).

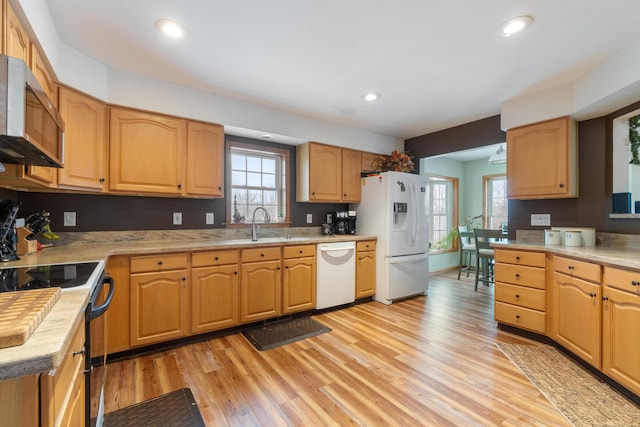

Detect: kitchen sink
222,236,312,244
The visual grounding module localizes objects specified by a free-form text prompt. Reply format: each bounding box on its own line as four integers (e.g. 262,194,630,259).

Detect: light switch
63,212,76,227
306,214,313,223
206,212,214,224
173,212,182,225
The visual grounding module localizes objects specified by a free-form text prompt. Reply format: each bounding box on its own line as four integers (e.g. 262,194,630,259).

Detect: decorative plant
630,115,640,166
430,215,483,251
375,150,415,172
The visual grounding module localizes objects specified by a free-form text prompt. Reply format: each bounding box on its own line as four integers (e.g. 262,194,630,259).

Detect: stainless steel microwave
0,55,64,167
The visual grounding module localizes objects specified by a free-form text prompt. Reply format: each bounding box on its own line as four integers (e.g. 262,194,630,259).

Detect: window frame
225,140,291,228
427,174,459,254
483,174,508,229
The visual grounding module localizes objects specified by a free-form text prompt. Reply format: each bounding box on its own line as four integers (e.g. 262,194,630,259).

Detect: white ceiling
43,0,640,141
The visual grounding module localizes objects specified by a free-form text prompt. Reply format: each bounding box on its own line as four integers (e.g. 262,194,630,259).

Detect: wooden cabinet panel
361,151,382,172
553,255,601,282
282,257,316,313
30,48,57,104
106,256,130,355
494,264,546,289
130,270,188,347
241,247,281,263
186,121,224,197
240,260,281,322
130,253,188,273
341,149,361,202
356,240,376,252
494,301,546,333
356,249,376,298
192,250,238,268
603,266,640,294
109,107,185,194
0,375,39,427
552,272,601,368
57,86,108,190
507,116,577,199
297,142,341,202
191,264,239,333
495,282,545,311
602,285,640,396
6,5,29,62
494,249,545,267
282,244,315,259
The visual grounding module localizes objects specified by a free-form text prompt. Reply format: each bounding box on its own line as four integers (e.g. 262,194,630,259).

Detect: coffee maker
333,211,356,235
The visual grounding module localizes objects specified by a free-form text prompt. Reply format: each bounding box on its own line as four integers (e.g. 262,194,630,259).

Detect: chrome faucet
251,207,271,241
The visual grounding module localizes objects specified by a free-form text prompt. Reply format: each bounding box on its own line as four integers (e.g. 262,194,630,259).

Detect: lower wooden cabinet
129,254,189,347
282,245,316,314
191,250,239,334
602,266,640,395
0,374,39,427
40,320,85,427
355,240,376,298
240,247,282,322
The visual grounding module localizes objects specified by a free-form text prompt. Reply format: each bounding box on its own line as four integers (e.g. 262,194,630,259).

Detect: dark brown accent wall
13,135,347,232
405,106,640,237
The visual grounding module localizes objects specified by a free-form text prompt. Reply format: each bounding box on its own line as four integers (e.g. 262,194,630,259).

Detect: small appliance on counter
333,210,356,235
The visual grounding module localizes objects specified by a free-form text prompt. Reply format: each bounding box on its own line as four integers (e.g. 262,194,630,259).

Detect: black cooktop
0,262,99,293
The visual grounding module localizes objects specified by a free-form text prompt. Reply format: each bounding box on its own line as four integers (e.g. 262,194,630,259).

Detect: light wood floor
98,270,570,426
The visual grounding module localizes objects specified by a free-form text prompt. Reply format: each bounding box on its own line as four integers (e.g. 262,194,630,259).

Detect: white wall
421,156,506,273
14,0,401,154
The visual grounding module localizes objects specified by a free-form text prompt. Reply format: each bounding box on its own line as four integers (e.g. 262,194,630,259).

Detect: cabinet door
191,264,239,333
308,143,342,201
361,151,382,172
602,286,640,396
507,116,577,199
6,5,29,62
240,260,281,322
186,121,224,196
552,272,601,368
356,250,376,298
109,108,185,194
30,48,58,105
130,270,188,347
342,149,361,202
58,87,108,190
282,257,316,313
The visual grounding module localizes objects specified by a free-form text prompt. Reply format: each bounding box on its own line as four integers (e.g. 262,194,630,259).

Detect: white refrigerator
353,171,429,304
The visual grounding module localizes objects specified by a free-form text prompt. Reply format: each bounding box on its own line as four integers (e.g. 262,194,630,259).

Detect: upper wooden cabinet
58,86,108,191
186,121,224,197
507,116,578,199
297,142,363,203
30,48,57,105
6,5,29,62
109,107,186,195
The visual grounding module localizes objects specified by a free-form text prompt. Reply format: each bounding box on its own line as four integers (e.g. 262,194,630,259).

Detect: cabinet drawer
241,246,281,263
356,240,376,252
192,250,238,267
130,253,188,273
495,282,546,311
553,255,601,282
494,263,546,289
495,301,546,334
494,249,545,268
603,266,640,294
283,244,316,259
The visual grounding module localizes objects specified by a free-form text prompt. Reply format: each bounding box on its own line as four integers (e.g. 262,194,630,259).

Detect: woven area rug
243,317,331,351
497,343,640,427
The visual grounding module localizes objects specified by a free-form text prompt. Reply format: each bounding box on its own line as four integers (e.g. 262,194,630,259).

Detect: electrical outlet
326,213,332,223
63,212,76,227
531,213,551,226
173,212,182,225
205,212,214,225
306,213,313,224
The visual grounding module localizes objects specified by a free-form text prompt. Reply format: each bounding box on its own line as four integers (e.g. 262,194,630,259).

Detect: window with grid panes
428,176,458,251
227,142,289,225
485,175,508,230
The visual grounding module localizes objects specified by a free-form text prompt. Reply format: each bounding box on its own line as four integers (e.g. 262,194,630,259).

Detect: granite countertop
0,231,376,381
493,240,640,270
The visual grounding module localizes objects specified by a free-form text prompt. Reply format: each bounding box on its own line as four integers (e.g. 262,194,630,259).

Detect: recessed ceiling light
155,19,185,38
498,15,533,37
363,92,380,102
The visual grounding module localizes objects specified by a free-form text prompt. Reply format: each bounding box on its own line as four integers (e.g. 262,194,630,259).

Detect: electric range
0,262,101,293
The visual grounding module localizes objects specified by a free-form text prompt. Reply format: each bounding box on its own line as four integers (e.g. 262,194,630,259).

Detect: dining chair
457,225,476,280
473,228,504,291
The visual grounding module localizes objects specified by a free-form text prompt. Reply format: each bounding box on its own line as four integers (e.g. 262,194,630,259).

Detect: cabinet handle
515,315,520,319
515,294,520,299
260,253,265,257
277,266,281,270
299,250,303,254
214,256,219,261
312,192,316,196
158,261,163,266
178,183,182,189
632,280,640,286
602,296,609,301
515,273,520,279
99,177,105,184
589,292,596,298
182,277,186,281
559,183,565,188
515,256,520,261
568,265,574,271
72,346,85,357
285,266,289,269
218,186,222,190
234,271,238,275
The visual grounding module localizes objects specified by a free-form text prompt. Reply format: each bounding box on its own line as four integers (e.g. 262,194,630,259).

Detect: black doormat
242,317,331,351
101,388,205,427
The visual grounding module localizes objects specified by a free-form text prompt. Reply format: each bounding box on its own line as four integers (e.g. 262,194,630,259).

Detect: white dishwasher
316,241,356,309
